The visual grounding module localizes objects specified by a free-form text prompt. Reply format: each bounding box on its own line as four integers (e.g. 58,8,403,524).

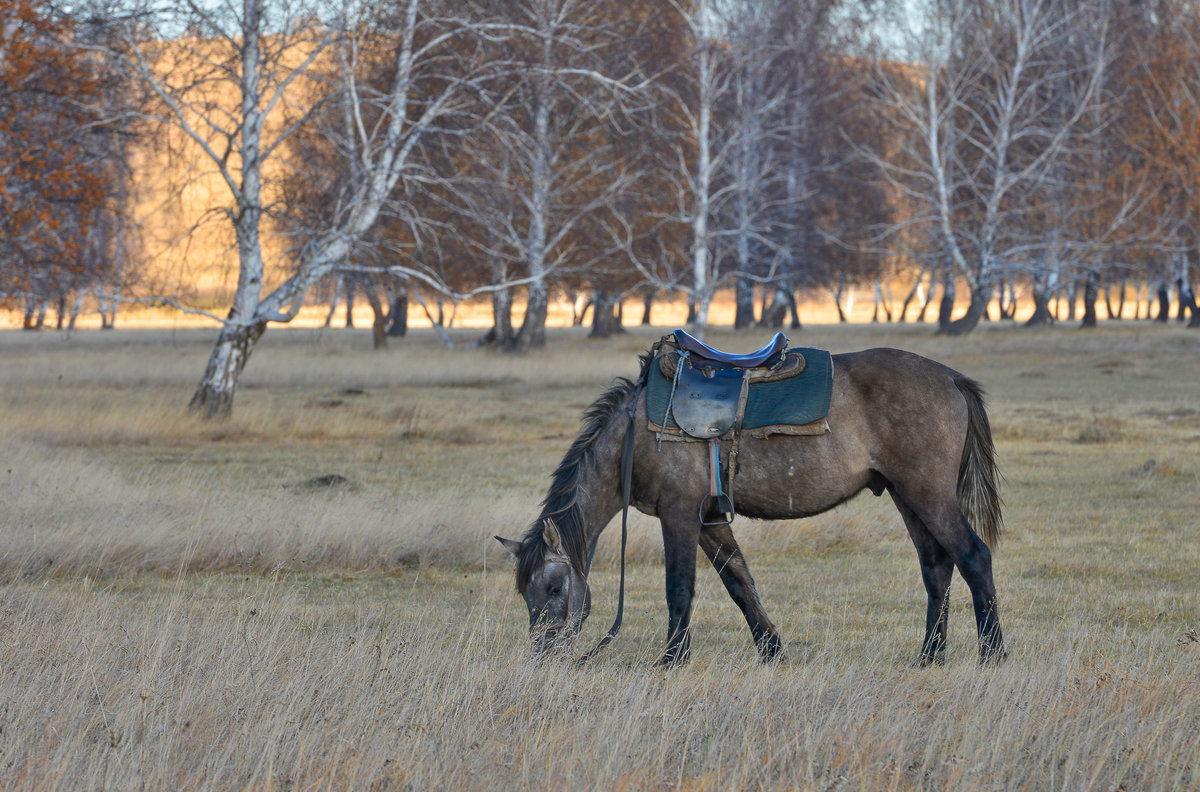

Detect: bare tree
723,0,865,331
425,0,645,351
1116,0,1200,329
866,0,1111,335
114,0,499,417
646,0,731,336
621,0,864,336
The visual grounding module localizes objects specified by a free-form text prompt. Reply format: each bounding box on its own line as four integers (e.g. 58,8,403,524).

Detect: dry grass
1,321,1199,791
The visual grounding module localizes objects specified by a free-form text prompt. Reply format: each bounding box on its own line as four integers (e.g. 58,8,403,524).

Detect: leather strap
577,375,643,665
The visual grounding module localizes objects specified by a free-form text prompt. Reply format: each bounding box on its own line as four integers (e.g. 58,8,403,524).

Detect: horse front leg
699,521,782,662
659,508,700,666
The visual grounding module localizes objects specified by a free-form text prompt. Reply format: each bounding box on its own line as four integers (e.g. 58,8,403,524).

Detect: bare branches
862,0,1121,333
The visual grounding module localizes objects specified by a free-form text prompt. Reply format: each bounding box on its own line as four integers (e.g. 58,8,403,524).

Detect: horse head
496,519,591,658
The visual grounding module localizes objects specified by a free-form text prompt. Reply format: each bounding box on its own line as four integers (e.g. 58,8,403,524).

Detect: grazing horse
497,345,1006,666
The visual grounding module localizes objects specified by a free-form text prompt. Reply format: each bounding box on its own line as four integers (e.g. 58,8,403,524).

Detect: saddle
655,329,807,440
644,329,833,526
674,329,789,370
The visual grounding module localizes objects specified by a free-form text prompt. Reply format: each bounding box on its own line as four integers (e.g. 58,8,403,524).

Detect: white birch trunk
689,11,714,338
513,62,553,351
189,0,270,416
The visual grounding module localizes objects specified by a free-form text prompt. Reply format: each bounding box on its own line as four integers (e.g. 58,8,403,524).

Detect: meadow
0,320,1197,791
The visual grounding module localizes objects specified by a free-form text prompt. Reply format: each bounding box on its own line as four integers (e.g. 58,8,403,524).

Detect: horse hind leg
699,521,783,662
890,493,954,666
903,492,1006,664
956,525,1006,664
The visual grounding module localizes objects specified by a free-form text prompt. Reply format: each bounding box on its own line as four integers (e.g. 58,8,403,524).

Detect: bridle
529,556,588,641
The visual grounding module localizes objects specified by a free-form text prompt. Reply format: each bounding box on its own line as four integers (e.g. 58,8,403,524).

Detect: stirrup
700,493,735,526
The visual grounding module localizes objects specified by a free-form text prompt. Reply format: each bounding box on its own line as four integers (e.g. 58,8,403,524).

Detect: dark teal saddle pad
646,347,834,435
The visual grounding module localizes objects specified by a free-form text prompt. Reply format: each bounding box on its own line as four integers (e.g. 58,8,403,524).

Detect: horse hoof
658,649,691,667
916,652,946,668
758,634,785,663
979,648,1008,666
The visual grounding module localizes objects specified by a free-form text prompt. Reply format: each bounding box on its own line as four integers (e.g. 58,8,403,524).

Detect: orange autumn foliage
0,0,107,299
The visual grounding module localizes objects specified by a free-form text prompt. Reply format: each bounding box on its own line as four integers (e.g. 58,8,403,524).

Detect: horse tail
955,375,1003,548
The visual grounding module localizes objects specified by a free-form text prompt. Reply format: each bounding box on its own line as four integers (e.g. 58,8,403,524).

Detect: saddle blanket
646,347,834,439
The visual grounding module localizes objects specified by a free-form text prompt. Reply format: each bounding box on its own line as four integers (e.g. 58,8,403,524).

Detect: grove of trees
5,0,1200,415
0,0,137,329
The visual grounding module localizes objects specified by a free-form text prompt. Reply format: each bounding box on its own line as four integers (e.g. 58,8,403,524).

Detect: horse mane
515,361,649,594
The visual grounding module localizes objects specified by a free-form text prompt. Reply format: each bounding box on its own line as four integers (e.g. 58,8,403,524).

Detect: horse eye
547,583,563,597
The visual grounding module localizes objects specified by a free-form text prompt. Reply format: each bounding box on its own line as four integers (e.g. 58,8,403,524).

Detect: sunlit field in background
1,319,1197,790
0,279,1160,332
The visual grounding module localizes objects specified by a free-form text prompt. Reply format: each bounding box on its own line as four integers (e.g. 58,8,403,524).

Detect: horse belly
728,435,873,521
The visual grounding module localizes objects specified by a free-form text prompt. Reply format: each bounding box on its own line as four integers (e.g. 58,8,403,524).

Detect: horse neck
576,408,629,574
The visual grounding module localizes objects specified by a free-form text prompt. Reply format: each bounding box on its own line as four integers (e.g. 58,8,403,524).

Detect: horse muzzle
530,621,577,658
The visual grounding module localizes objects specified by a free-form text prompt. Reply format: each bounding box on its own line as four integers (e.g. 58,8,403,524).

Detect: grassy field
1,321,1198,791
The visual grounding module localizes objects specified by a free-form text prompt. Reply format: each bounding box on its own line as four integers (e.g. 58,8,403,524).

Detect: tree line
3,0,1200,416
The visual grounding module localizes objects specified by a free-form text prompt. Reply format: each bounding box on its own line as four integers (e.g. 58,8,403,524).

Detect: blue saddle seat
673,329,788,369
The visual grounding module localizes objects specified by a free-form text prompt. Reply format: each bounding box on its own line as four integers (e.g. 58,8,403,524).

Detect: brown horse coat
501,347,1005,666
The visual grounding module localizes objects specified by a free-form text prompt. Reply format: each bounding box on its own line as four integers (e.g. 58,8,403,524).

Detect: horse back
722,348,976,520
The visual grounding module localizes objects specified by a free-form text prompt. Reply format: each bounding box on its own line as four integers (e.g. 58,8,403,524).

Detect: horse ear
495,536,522,559
542,519,562,554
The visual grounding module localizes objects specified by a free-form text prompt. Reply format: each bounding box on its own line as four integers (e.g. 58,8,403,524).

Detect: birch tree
1117,0,1200,328
720,0,857,330
611,0,757,336
115,0,492,417
662,0,725,335
867,0,1111,335
430,0,646,351
627,0,861,336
